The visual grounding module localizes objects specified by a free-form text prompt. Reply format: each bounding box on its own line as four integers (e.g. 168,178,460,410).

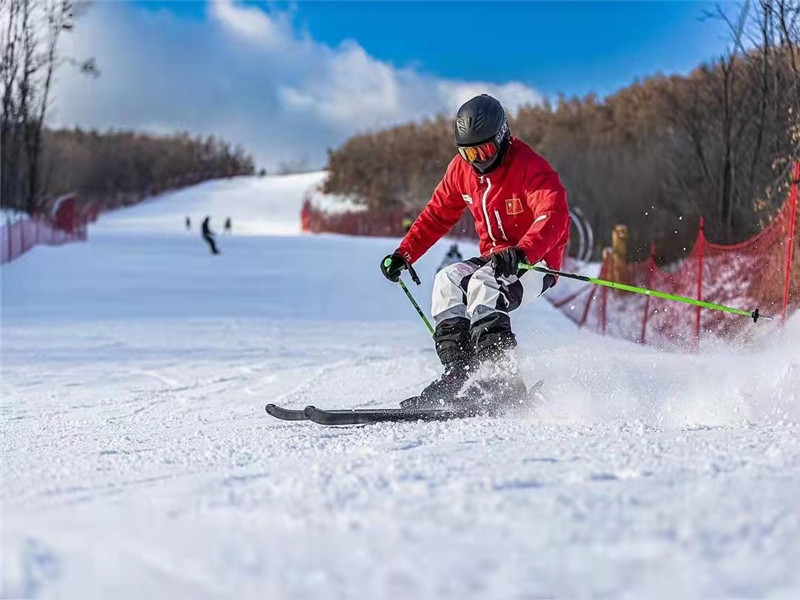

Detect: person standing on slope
380,94,570,409
201,216,220,255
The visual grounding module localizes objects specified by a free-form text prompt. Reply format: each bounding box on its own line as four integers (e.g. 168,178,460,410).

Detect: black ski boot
458,373,527,414
402,317,473,410
402,362,472,410
459,327,527,414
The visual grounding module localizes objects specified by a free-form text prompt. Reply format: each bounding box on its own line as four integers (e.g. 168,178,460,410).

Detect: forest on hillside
2,125,255,214
325,1,800,260
41,129,254,210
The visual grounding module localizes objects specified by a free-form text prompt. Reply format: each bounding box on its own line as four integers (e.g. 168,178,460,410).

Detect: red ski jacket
397,137,570,272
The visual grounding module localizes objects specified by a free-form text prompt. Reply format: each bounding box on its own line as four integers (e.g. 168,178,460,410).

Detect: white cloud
279,42,404,127
436,81,542,116
210,0,288,48
279,42,542,130
54,2,543,170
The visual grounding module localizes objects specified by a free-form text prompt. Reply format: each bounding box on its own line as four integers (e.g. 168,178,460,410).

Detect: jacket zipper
493,209,508,241
480,176,496,246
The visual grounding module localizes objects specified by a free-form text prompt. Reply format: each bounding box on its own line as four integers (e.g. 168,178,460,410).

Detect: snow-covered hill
97,171,326,236
2,175,799,599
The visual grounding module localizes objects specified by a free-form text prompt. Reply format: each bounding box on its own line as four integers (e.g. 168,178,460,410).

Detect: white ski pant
431,258,550,326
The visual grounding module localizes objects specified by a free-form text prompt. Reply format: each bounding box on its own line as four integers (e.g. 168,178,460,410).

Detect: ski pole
384,258,435,335
519,263,772,323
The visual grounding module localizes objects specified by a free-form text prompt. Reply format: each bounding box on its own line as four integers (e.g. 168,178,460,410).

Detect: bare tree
0,0,88,212
1,0,22,203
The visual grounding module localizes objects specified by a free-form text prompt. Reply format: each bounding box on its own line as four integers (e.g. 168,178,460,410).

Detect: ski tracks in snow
3,320,800,598
2,180,799,597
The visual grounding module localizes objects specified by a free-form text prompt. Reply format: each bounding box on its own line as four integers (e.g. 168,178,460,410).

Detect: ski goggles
457,140,498,164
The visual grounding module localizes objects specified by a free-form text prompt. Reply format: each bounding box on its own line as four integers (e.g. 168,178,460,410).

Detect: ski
303,404,475,425
265,380,544,425
265,402,469,424
265,402,472,424
265,404,309,421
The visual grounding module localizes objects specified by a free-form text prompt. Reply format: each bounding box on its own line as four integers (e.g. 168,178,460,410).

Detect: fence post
696,216,705,350
782,161,799,325
601,285,607,335
640,243,655,344
579,256,606,328
578,288,595,328
600,255,608,335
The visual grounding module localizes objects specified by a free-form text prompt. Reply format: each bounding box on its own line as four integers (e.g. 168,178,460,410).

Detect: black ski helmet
454,94,511,174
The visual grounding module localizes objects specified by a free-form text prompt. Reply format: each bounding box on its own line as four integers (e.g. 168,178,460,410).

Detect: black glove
381,252,410,282
491,247,528,278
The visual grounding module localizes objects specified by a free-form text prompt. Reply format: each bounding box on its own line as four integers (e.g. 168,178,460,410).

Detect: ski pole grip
384,256,421,285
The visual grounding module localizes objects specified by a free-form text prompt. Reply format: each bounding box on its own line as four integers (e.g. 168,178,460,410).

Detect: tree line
42,129,254,211
2,124,256,214
325,1,800,261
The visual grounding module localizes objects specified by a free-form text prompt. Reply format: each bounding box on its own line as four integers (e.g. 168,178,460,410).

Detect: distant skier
201,216,220,255
224,217,232,234
437,242,464,273
185,216,191,230
381,94,570,410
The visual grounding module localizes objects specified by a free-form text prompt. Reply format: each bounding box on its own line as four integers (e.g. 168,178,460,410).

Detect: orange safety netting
546,162,800,350
1,195,89,265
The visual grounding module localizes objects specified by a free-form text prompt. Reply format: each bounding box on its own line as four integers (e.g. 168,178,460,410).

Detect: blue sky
56,1,735,169
133,1,731,97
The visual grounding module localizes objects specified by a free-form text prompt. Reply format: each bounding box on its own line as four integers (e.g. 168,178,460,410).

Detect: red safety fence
1,194,89,265
547,162,800,349
301,199,477,239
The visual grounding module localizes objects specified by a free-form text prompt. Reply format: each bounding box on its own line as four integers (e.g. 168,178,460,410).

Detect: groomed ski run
3,173,799,598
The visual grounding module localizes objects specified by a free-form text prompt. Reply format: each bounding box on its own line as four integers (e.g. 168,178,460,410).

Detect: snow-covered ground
2,175,799,599
99,172,326,236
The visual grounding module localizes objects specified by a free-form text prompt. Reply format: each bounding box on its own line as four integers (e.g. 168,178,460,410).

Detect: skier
201,216,220,255
185,216,191,231
224,217,232,234
380,94,570,410
437,242,464,273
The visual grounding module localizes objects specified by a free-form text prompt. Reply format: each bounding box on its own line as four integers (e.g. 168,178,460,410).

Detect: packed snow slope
2,174,799,599
99,171,326,236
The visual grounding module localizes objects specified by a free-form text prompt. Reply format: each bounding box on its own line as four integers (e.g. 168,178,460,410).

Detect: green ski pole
384,257,435,335
519,263,771,323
